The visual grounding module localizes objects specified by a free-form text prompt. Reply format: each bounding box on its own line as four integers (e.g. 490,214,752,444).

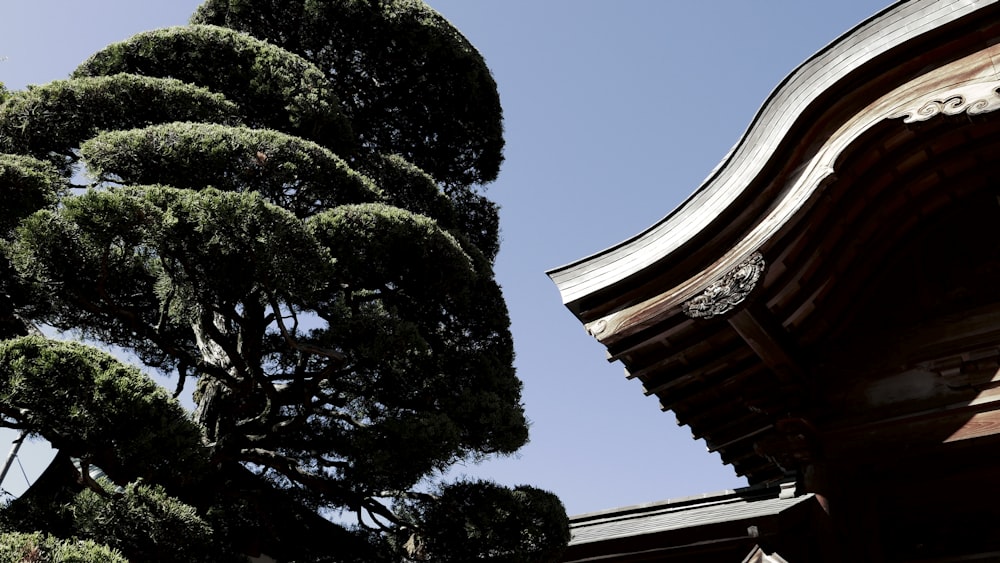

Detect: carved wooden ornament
681,252,765,319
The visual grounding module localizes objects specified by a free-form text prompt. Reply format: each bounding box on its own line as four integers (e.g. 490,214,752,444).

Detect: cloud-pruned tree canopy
192,0,505,190
0,337,208,490
81,123,380,217
0,75,241,174
0,1,568,561
73,25,354,153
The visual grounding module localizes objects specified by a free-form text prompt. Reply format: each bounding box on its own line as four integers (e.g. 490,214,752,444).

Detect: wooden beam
944,410,1000,443
728,307,804,383
823,387,1000,460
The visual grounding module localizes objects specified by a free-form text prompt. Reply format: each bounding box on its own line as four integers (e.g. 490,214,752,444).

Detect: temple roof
564,482,817,562
570,483,807,546
549,0,1000,484
550,0,998,317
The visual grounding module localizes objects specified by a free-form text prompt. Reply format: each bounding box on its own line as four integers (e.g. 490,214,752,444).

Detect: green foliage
82,122,380,217
11,185,526,495
451,188,502,263
0,155,65,337
192,0,504,189
71,480,242,563
0,155,64,233
399,480,571,563
0,532,126,563
9,189,179,365
0,480,74,539
74,25,353,152
0,337,209,488
355,153,500,260
309,204,525,455
358,154,456,227
10,187,333,369
0,1,568,561
0,74,241,173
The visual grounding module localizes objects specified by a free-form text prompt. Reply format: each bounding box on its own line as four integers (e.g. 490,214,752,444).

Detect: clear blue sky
0,0,891,515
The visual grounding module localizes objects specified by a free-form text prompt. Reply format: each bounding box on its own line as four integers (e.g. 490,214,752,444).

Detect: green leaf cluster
399,480,571,562
74,25,353,152
0,532,127,563
0,337,208,488
0,154,62,236
0,74,240,174
192,0,504,189
70,480,243,563
82,122,379,217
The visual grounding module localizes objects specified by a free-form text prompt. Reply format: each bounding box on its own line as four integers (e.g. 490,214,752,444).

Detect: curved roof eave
548,0,995,311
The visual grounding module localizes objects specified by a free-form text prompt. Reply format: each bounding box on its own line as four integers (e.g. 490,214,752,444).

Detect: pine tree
0,2,569,560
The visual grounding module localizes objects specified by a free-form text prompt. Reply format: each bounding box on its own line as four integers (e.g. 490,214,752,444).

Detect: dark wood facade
550,1,1000,560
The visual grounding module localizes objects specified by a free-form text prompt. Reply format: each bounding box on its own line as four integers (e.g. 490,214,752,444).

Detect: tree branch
173,359,189,399
268,295,346,364
76,459,112,498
